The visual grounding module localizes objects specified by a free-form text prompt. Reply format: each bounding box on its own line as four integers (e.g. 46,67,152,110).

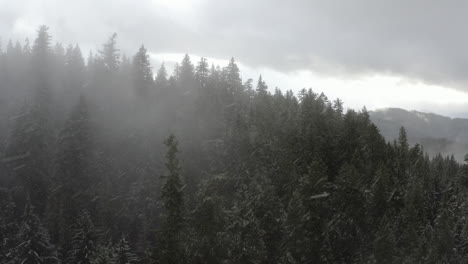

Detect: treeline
1,25,468,263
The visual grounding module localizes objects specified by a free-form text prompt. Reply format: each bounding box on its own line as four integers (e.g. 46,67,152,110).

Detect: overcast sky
2,0,468,117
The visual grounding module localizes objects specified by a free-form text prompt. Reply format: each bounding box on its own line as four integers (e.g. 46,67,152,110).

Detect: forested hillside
1,26,468,263
371,108,468,161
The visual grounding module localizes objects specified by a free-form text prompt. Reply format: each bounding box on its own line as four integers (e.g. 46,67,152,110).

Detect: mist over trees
1,25,468,263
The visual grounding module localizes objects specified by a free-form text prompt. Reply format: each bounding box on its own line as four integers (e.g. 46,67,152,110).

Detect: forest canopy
0,26,467,264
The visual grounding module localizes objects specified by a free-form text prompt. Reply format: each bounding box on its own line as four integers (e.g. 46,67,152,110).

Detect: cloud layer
2,0,468,91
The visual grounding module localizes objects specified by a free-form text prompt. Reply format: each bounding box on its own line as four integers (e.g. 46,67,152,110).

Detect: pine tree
282,159,328,263
187,181,225,263
372,218,396,263
396,126,410,187
4,99,50,216
0,188,18,261
223,197,266,263
6,202,58,264
256,75,268,95
155,63,168,90
239,174,283,263
32,26,51,75
156,133,185,264
31,25,53,109
224,57,242,94
66,210,98,264
112,235,138,264
99,33,120,72
195,57,209,85
91,243,114,264
175,54,195,92
65,44,85,93
132,45,153,97
48,95,94,245
398,126,409,153
23,38,31,56
371,166,391,218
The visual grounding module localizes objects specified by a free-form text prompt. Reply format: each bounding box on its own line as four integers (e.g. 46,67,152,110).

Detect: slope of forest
1,26,468,263
370,108,468,161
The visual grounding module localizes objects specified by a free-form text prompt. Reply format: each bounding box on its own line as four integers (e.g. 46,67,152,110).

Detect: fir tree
91,242,114,264
224,57,242,94
195,57,209,85
0,188,17,261
256,75,268,95
175,54,195,92
99,33,120,72
112,235,138,264
66,210,98,264
48,95,93,245
156,133,185,264
6,202,58,264
155,63,168,90
132,45,153,97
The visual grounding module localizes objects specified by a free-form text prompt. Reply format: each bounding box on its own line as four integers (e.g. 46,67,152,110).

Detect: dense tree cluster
1,26,468,263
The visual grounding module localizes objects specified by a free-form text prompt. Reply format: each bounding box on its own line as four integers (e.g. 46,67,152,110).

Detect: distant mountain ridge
370,108,468,161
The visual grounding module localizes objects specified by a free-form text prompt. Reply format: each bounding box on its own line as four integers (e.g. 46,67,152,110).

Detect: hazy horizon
3,0,468,117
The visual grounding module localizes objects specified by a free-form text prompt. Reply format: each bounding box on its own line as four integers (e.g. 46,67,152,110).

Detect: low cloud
2,0,468,91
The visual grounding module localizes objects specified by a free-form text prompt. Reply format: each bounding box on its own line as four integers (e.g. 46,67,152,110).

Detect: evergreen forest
1,26,468,264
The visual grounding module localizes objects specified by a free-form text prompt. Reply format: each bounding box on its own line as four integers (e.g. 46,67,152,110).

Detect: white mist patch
414,112,430,123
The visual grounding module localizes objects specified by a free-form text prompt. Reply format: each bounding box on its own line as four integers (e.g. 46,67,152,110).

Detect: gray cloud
1,0,468,90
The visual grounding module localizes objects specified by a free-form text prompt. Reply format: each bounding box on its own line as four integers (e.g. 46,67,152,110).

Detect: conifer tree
99,33,120,72
3,26,55,216
4,101,50,215
91,243,115,264
6,202,58,264
132,45,153,97
66,210,98,264
256,75,268,95
195,57,209,85
224,57,242,94
282,159,328,263
112,235,138,264
187,181,225,263
396,126,410,187
175,54,195,92
65,44,85,93
0,188,17,261
156,133,185,264
155,63,168,90
48,95,93,245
